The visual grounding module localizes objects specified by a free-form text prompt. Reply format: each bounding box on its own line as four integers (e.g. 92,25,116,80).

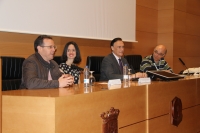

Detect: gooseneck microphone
179,58,189,74
179,58,185,66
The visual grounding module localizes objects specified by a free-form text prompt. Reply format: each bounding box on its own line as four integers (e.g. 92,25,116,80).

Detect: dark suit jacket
100,53,129,81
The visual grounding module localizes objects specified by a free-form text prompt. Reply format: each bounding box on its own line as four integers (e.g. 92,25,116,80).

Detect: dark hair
110,37,122,47
34,35,53,52
61,41,81,64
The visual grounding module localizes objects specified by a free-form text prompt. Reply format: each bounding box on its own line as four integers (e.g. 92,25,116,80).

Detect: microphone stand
179,58,190,75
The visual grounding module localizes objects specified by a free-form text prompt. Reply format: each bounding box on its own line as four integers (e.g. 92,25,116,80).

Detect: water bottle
84,66,90,88
123,64,129,87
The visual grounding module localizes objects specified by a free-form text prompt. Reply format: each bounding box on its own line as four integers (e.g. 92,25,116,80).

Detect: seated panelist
140,44,173,73
100,37,147,81
20,35,74,89
59,41,82,84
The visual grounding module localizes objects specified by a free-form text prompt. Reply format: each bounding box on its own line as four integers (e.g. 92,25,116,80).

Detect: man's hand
58,75,74,88
163,70,172,73
131,72,147,79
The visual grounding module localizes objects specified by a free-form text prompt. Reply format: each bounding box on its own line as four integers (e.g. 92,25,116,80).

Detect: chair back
124,55,142,73
86,56,104,82
53,56,62,65
1,56,25,91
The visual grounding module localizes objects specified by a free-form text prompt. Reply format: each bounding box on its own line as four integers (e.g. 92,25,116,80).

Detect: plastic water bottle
84,66,90,88
123,64,129,87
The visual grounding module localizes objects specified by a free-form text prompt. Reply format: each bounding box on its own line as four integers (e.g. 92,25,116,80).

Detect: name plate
108,79,122,90
108,79,121,85
138,78,151,83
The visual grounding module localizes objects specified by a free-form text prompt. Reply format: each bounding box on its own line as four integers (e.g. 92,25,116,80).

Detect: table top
2,75,199,97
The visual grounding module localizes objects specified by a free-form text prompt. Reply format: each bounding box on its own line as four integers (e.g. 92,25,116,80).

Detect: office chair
86,56,104,82
1,56,25,91
124,55,142,73
53,56,62,65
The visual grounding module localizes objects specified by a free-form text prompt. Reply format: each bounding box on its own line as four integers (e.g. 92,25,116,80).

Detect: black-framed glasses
41,45,57,49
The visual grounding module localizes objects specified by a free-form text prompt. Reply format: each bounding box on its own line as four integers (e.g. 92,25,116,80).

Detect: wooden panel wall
134,0,158,56
158,0,200,73
172,0,199,73
158,0,174,72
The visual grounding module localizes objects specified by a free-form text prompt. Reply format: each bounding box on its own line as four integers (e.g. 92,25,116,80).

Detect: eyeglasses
41,45,57,49
154,50,165,56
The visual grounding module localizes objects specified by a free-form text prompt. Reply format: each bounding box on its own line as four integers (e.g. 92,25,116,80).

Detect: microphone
178,58,189,74
179,58,185,66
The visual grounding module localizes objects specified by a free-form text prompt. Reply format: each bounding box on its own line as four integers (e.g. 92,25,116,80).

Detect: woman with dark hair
59,41,82,84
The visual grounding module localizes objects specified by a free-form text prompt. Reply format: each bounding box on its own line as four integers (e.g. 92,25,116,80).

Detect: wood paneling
158,0,200,73
157,33,173,60
136,5,158,33
148,80,197,117
127,107,196,132
158,0,174,10
186,0,200,16
134,31,157,57
148,107,200,133
185,13,200,36
2,78,200,132
158,1,175,72
173,33,187,57
158,33,173,44
158,9,174,33
135,0,159,59
157,33,173,70
2,84,147,133
174,0,186,12
182,57,200,68
174,57,200,74
0,32,63,58
136,0,158,10
185,35,200,57
3,96,55,133
119,121,147,133
0,32,62,45
174,10,186,34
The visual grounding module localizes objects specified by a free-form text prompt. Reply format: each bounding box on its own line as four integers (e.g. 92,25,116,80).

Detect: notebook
146,70,184,81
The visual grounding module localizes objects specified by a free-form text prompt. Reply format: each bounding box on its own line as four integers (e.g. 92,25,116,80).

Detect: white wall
0,0,136,42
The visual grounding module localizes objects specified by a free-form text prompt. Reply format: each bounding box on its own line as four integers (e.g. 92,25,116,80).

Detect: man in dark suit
100,37,146,81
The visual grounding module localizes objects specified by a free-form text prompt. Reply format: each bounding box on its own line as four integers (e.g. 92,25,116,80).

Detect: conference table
2,76,200,133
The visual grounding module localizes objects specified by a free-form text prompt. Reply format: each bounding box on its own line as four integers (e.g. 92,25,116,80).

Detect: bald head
154,45,167,54
153,44,167,62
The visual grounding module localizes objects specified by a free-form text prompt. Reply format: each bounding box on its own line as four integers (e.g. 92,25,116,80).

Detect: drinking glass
89,71,96,86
